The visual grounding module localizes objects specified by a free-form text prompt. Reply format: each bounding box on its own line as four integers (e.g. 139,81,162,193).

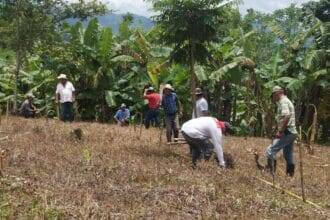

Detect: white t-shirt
56,81,75,103
193,97,208,118
181,117,225,166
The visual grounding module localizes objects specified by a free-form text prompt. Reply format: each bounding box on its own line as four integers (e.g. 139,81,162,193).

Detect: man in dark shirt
20,94,37,118
161,84,182,143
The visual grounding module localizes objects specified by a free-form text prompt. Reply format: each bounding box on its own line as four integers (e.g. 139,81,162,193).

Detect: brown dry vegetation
0,117,329,219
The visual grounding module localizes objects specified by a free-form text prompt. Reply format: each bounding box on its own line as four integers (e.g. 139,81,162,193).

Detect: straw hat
57,74,67,80
272,86,283,94
121,103,126,108
195,88,203,95
163,84,173,91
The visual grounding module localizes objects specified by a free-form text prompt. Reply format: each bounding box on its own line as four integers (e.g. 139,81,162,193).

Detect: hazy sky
106,0,312,16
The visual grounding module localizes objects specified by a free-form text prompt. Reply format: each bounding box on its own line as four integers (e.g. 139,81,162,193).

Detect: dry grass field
0,117,329,219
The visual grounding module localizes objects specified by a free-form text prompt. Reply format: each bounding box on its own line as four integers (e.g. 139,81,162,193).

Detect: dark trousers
165,114,179,142
182,132,214,167
145,109,160,129
22,110,35,118
60,102,74,122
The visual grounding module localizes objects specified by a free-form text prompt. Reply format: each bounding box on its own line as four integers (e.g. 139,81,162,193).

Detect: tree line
0,0,329,143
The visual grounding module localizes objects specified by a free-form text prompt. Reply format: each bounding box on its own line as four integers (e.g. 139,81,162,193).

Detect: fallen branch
255,177,324,210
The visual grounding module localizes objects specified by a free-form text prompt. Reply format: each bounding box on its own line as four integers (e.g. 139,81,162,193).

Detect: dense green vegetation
0,0,329,142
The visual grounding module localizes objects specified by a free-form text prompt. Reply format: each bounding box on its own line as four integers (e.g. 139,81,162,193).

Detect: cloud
74,0,313,17
239,0,312,14
107,0,153,16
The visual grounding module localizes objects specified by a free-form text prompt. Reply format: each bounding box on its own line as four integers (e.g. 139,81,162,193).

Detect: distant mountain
68,13,154,33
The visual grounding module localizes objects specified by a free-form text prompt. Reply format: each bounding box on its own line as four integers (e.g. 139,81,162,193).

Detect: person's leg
145,109,151,129
60,103,65,121
182,132,202,168
154,109,160,127
200,139,214,160
283,133,296,176
172,114,179,139
68,102,74,122
165,115,172,142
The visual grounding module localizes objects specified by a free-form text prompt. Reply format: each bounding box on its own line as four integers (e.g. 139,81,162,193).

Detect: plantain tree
0,0,106,112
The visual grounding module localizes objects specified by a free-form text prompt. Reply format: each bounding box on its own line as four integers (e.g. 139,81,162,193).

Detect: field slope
0,117,329,219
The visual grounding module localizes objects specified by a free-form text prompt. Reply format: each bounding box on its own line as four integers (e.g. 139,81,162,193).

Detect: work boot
266,158,277,173
286,164,295,177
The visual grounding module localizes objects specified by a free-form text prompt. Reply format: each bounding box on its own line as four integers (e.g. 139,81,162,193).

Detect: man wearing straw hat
161,84,182,143
55,74,75,122
265,86,297,177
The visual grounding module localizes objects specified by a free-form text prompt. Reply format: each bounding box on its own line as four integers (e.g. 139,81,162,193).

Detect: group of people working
20,74,297,175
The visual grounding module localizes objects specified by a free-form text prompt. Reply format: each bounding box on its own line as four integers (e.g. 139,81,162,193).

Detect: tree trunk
189,40,197,116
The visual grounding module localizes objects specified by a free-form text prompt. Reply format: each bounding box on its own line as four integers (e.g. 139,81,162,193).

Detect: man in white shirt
55,74,75,122
192,88,209,118
181,117,232,168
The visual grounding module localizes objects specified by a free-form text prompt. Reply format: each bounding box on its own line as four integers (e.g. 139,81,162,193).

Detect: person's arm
143,89,148,99
114,110,120,122
71,83,76,102
175,94,183,117
209,125,225,167
125,109,130,120
55,84,60,104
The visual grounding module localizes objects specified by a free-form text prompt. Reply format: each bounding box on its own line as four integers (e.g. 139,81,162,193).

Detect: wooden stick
174,137,185,141
298,126,306,202
139,113,143,139
6,100,9,120
255,177,324,210
167,141,187,145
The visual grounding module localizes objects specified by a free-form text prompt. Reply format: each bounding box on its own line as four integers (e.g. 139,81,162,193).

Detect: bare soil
0,117,329,219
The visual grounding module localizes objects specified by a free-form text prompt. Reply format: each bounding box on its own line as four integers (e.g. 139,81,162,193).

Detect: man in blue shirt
114,103,130,126
161,84,182,142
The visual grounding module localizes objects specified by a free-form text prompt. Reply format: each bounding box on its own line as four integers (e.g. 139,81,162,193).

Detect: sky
107,0,313,17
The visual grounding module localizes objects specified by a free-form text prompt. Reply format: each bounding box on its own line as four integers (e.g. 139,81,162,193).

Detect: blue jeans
266,132,296,165
145,109,160,129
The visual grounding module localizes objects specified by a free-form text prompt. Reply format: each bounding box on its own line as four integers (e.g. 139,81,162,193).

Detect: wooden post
298,126,306,202
139,113,143,139
6,100,9,120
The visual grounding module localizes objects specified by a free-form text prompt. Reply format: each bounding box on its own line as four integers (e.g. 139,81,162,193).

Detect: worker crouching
181,117,233,169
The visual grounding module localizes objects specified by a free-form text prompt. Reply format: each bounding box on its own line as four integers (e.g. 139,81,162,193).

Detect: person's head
195,88,203,99
58,74,67,85
272,86,284,102
216,120,234,136
26,93,34,102
163,84,173,95
147,87,155,94
120,103,126,110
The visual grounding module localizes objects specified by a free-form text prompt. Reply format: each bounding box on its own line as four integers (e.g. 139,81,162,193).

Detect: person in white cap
181,117,233,168
265,86,297,177
20,93,37,118
193,88,209,118
143,86,161,128
161,84,182,142
114,103,130,126
55,74,75,122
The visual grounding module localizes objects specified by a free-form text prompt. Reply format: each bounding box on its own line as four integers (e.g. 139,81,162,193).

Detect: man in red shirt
143,87,161,128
